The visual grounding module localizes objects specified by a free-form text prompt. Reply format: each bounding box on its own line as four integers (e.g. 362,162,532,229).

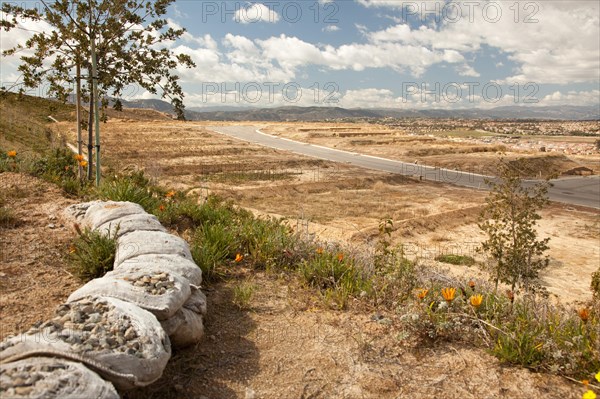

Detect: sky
1,0,599,110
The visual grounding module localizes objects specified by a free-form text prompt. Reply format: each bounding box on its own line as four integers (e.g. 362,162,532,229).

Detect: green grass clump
96,171,160,211
68,226,117,281
233,282,256,310
299,249,371,310
435,254,476,266
0,202,19,228
191,222,238,281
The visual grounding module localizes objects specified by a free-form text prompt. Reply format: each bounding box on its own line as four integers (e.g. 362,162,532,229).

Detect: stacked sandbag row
0,201,207,398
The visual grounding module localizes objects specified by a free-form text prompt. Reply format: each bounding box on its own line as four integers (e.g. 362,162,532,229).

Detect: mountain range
116,98,599,121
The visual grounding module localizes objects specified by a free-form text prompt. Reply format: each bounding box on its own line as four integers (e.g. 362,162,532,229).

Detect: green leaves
479,159,551,292
1,0,194,116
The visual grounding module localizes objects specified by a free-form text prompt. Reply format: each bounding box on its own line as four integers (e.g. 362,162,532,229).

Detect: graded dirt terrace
262,123,600,179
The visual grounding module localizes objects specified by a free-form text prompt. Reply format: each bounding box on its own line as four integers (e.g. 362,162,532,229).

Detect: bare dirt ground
0,172,80,340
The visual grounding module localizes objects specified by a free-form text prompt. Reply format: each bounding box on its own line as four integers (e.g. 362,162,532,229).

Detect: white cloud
538,90,600,106
234,3,279,24
322,25,340,32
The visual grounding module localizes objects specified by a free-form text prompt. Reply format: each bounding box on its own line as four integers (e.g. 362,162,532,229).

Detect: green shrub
435,254,476,266
402,280,599,377
191,223,237,281
0,203,19,228
299,249,370,309
68,227,117,281
30,147,77,180
233,282,256,310
96,171,160,211
592,268,600,299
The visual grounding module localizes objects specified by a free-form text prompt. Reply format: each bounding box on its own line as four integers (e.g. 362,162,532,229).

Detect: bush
68,226,117,281
592,268,600,299
233,282,256,310
0,203,19,228
435,254,476,266
299,248,371,310
191,223,237,281
401,280,599,377
96,171,160,211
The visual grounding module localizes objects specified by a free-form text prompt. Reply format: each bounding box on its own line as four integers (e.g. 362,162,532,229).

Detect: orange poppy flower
441,287,456,302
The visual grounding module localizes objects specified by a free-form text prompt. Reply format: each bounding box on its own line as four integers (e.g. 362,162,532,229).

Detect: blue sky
1,0,599,110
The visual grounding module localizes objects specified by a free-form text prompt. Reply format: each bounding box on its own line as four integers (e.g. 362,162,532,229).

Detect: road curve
206,125,600,209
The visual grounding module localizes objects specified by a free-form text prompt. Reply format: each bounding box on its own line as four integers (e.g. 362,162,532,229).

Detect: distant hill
116,98,600,121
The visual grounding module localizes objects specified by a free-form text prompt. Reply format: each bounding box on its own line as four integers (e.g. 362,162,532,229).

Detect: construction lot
55,119,600,304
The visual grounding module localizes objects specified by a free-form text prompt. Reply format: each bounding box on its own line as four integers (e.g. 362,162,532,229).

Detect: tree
1,0,195,182
478,160,551,292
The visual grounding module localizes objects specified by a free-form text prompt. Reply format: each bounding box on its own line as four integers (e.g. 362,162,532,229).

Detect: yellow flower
441,287,456,302
578,308,590,323
583,390,596,399
235,253,243,263
470,294,483,308
337,253,344,262
7,150,17,158
79,160,88,168
416,288,428,300
166,190,176,198
595,370,600,382
74,154,84,162
316,247,323,255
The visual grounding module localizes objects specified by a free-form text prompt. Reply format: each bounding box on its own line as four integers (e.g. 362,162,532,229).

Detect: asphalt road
206,125,600,209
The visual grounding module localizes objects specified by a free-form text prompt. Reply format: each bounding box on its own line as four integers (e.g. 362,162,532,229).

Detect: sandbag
85,201,146,230
95,213,167,239
116,254,203,287
160,308,204,348
183,286,207,316
0,296,171,391
68,270,191,320
63,201,101,224
0,357,119,399
115,230,193,267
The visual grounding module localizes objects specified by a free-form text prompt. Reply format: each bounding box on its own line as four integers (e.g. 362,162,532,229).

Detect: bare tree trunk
76,63,83,179
87,77,94,180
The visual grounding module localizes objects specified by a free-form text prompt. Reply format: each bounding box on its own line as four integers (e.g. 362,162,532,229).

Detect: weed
435,254,476,266
0,202,19,228
299,248,370,310
191,223,237,281
233,282,256,310
96,171,160,211
591,268,600,300
68,226,117,281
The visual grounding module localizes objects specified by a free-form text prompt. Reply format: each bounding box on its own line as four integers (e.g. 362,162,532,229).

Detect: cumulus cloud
362,1,599,84
323,25,340,32
234,3,279,24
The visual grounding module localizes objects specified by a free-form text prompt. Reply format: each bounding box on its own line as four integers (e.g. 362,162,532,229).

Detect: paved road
207,125,600,209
